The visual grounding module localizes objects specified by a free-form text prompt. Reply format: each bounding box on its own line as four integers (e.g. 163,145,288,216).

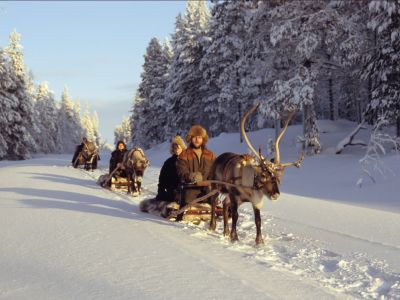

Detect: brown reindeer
208,103,304,245
123,147,149,196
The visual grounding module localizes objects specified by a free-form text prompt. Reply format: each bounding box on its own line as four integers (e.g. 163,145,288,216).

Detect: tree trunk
357,96,363,124
328,78,336,121
302,104,321,155
397,116,400,138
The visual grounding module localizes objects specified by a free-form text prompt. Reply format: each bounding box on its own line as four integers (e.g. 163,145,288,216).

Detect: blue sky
0,1,188,144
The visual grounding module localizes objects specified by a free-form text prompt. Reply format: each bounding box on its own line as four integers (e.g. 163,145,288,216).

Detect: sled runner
175,202,223,225
141,199,223,225
167,182,224,224
139,181,224,225
97,173,141,196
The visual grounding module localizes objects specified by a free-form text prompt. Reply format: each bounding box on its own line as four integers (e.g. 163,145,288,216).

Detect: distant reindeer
73,140,99,171
123,147,149,196
209,103,303,245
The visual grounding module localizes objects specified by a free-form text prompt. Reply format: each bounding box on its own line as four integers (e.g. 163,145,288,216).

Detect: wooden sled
168,183,224,225
111,176,128,190
111,176,141,196
97,173,140,196
167,202,223,225
181,203,223,225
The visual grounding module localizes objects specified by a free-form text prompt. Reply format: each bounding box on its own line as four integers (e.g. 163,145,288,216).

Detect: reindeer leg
230,197,239,242
253,207,264,245
137,179,142,195
131,177,140,196
127,171,132,195
223,199,230,237
133,177,139,195
208,193,217,231
175,185,185,222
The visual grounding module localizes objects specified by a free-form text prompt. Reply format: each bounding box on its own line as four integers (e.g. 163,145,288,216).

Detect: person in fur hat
139,135,186,217
109,140,127,178
72,137,88,167
157,135,186,202
176,125,216,214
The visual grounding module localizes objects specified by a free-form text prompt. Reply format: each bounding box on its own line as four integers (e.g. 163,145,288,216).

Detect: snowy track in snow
83,163,400,299
1,155,399,299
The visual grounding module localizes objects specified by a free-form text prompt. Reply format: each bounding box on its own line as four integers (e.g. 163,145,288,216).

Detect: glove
189,172,203,183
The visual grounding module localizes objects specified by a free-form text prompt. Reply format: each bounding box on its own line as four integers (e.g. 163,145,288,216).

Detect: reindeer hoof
230,233,239,243
255,238,264,246
223,229,230,237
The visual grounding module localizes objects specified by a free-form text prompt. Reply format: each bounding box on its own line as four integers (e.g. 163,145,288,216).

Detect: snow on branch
335,122,367,154
357,116,399,187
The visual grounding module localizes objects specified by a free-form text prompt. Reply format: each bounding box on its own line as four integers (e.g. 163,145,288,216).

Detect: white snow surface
1,120,400,300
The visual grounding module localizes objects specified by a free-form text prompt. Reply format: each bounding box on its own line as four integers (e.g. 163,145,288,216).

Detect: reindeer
122,147,149,196
208,103,304,245
73,140,99,171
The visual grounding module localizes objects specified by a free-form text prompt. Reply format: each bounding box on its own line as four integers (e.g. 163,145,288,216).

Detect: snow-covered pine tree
130,93,145,147
4,29,37,159
324,1,370,124
362,0,400,137
25,70,36,99
267,0,359,155
34,81,61,153
114,116,132,146
91,111,101,146
243,0,285,131
132,37,171,148
164,13,186,137
0,47,12,159
81,102,95,143
165,1,210,138
58,87,82,153
157,38,173,136
199,1,250,136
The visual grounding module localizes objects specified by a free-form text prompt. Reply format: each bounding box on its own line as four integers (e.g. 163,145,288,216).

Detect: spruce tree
0,48,12,159
137,38,166,148
81,102,95,142
363,0,400,136
4,29,37,159
199,1,249,136
91,111,101,146
58,87,82,153
114,116,132,145
165,1,211,138
34,81,60,153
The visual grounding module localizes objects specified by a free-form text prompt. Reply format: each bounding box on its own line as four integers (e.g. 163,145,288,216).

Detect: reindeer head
126,148,150,177
241,103,304,201
133,158,149,177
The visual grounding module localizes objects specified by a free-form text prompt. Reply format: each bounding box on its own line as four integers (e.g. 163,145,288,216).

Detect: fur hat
186,125,209,145
116,140,126,150
170,135,186,154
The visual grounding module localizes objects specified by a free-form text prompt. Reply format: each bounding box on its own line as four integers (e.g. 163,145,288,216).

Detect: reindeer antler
280,152,304,168
240,103,262,161
274,111,295,164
